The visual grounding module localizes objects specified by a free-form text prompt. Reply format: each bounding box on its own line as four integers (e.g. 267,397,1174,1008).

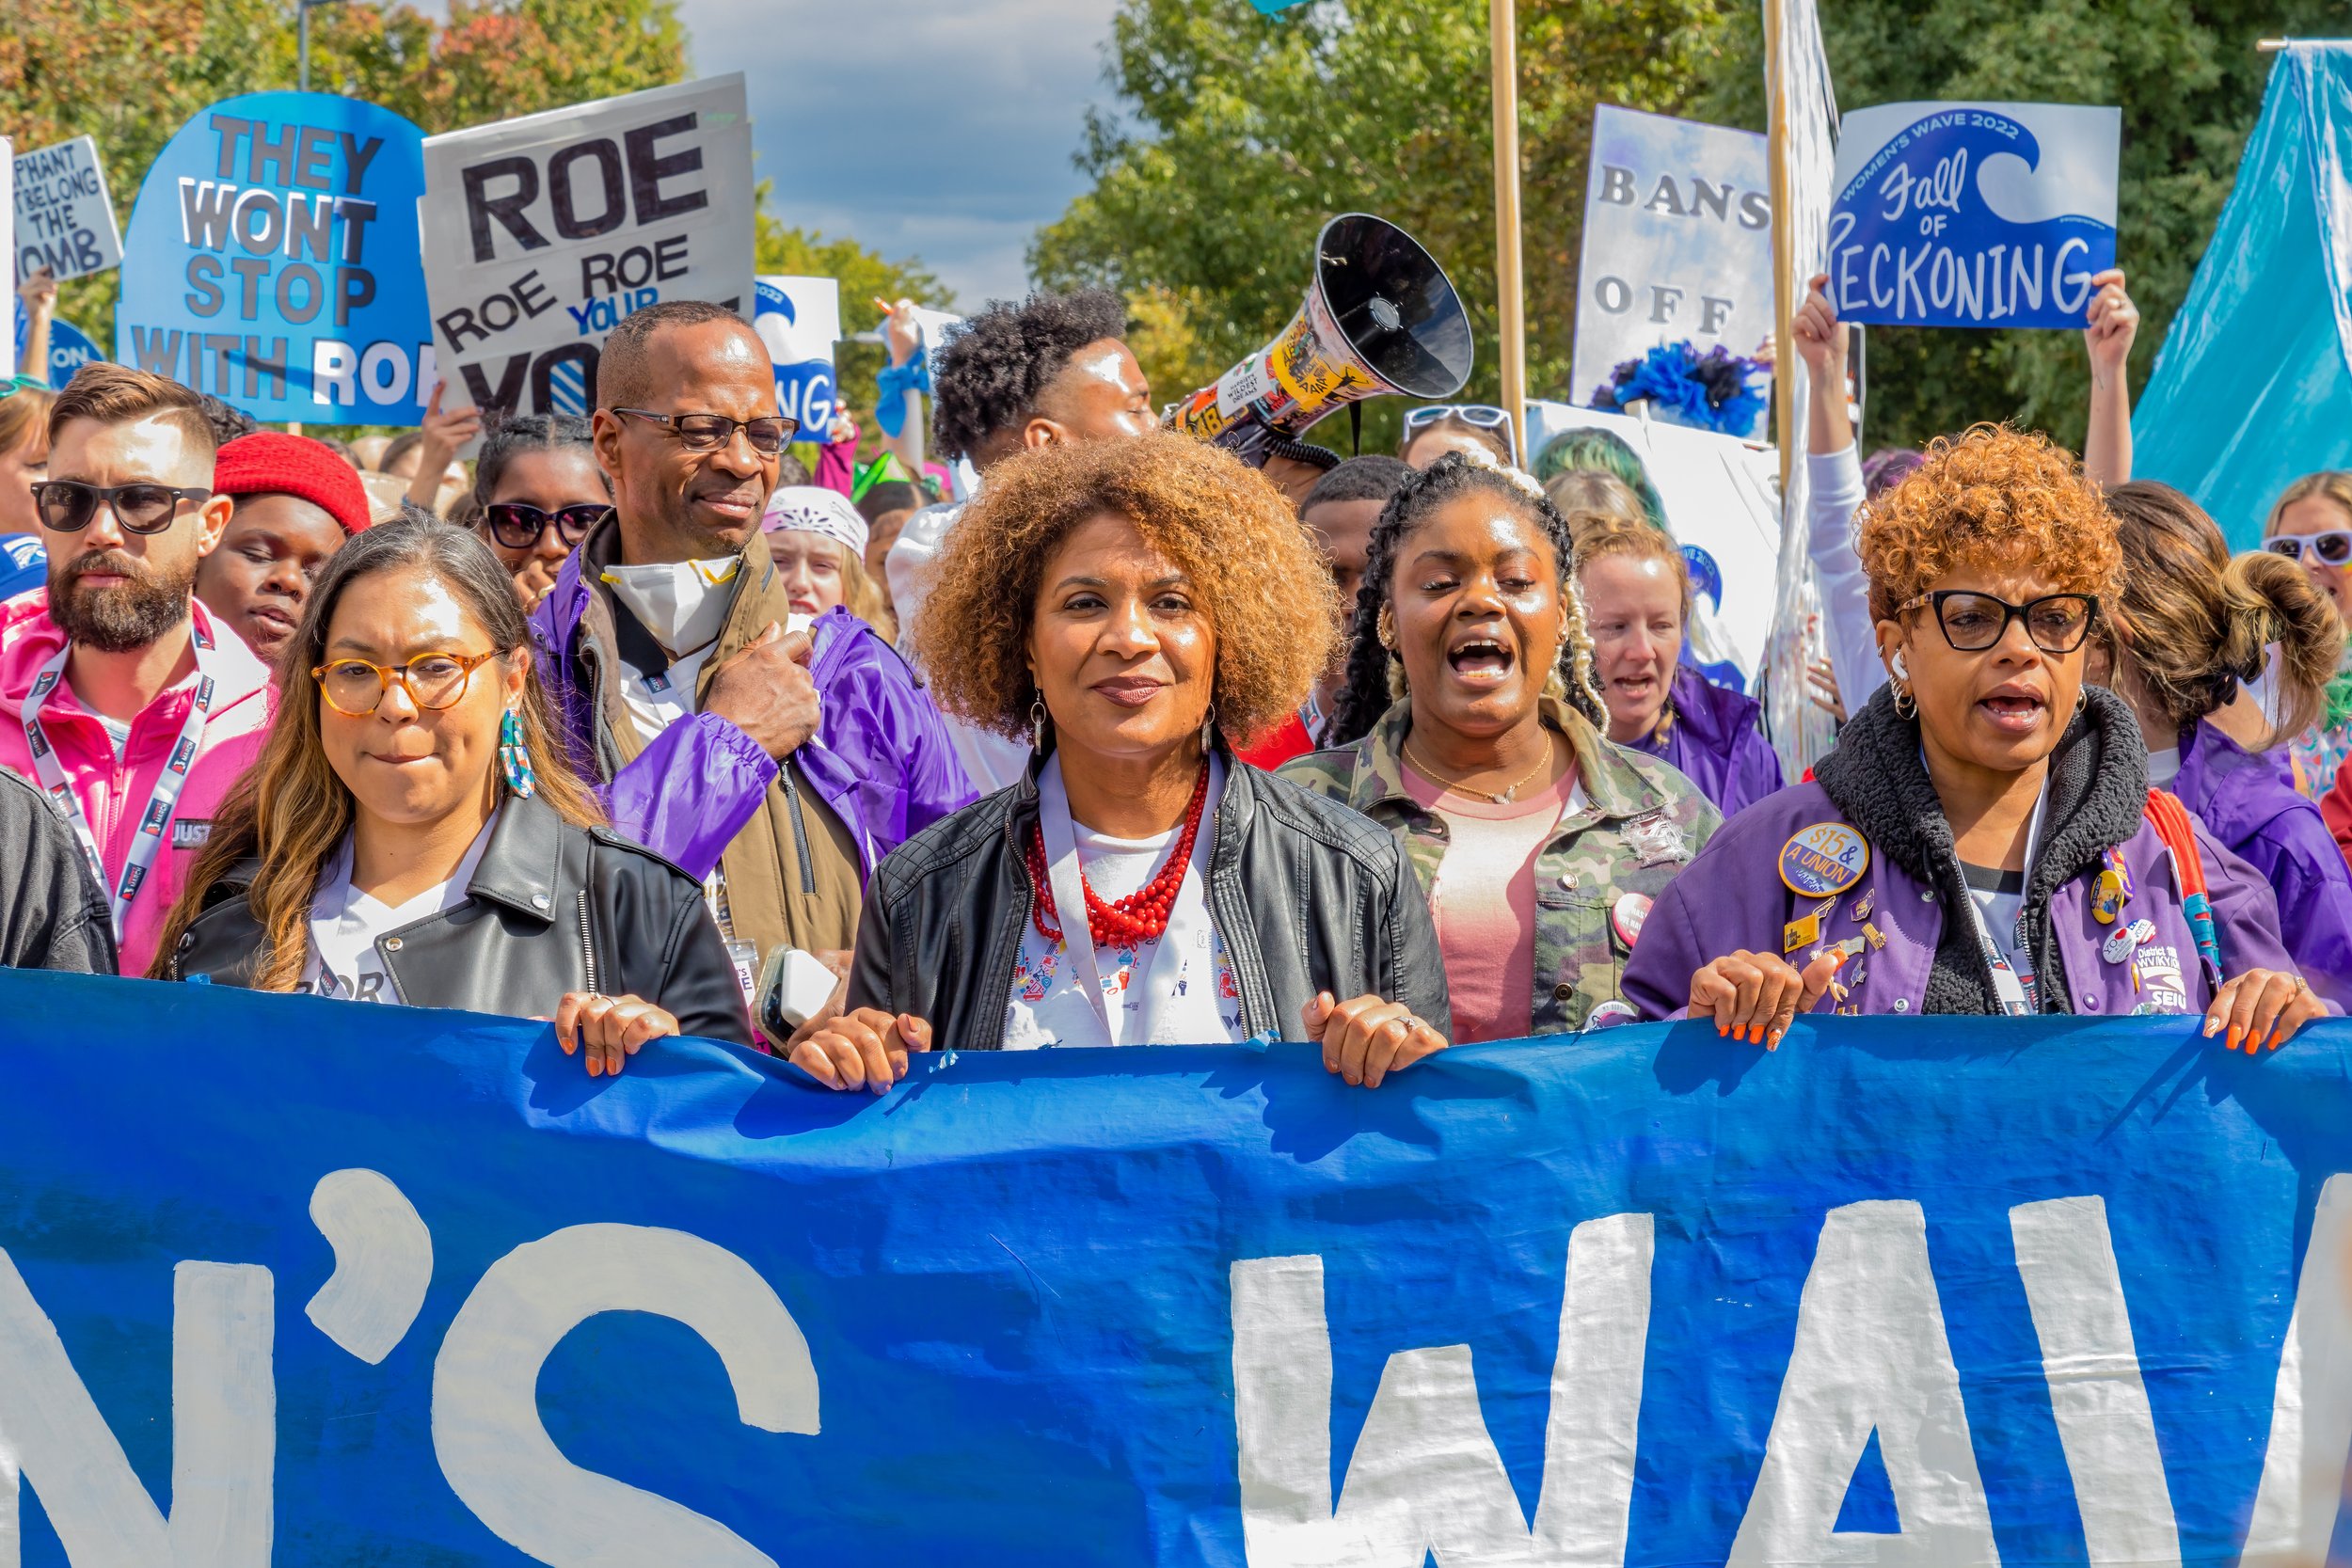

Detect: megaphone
1167,213,1474,466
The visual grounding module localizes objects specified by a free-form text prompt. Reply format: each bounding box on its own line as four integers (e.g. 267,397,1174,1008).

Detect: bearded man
0,364,275,975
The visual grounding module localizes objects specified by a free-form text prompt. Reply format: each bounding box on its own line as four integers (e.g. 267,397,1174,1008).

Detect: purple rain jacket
1625,663,1786,821
1620,686,2305,1023
2173,717,2352,1005
530,548,975,884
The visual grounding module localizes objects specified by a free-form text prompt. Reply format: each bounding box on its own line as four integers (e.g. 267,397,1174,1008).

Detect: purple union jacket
1625,663,1786,821
2172,717,2352,1006
1621,781,2301,1022
531,548,975,883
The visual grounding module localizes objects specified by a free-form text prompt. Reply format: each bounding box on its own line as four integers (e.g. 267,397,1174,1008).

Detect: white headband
759,485,869,558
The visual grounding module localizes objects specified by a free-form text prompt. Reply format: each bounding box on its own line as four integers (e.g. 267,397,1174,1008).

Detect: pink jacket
0,593,276,977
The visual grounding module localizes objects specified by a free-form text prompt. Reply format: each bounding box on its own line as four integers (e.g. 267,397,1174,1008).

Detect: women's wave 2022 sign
116,91,432,424
1826,101,2121,330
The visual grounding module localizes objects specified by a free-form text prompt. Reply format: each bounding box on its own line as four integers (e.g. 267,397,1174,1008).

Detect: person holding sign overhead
1618,425,2324,1049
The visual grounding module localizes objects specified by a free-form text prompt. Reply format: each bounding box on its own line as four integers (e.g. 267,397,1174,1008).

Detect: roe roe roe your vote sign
114,92,433,424
419,75,755,418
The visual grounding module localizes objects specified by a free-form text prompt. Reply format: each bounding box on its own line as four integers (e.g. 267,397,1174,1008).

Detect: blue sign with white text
0,970,2347,1564
1827,101,2121,330
113,91,434,424
11,306,104,390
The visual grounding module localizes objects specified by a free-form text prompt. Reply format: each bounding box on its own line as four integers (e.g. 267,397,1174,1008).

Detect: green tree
1697,0,2336,451
755,203,953,463
1031,0,1740,453
2,0,691,359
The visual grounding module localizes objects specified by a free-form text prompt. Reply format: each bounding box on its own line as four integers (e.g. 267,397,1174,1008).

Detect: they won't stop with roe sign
113,90,435,425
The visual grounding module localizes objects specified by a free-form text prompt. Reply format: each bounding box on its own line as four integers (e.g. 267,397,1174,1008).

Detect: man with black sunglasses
530,300,974,1043
0,364,278,977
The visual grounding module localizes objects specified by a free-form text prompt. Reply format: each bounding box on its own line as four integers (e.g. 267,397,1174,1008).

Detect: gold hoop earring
1376,608,1396,651
1891,679,1917,721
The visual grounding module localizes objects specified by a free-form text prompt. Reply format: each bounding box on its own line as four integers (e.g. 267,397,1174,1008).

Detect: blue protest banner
754,275,841,437
1826,102,2121,330
10,305,104,390
0,969,2347,1565
113,91,434,425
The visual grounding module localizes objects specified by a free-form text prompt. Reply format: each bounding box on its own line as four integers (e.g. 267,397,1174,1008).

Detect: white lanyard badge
1034,753,1229,1048
21,624,218,936
1951,785,2048,1016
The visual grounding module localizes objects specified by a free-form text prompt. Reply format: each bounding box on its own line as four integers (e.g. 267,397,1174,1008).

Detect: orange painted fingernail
1717,1023,1729,1037
2227,1025,2243,1049
2265,1031,2282,1052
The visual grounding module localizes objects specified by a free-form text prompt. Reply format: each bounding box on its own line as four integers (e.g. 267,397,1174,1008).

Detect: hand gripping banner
0,969,2346,1564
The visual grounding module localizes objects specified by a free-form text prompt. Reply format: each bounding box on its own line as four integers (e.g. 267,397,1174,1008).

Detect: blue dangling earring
499,708,537,800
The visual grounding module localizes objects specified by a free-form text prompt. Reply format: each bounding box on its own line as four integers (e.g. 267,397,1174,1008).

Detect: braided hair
471,410,597,505
1328,451,1609,746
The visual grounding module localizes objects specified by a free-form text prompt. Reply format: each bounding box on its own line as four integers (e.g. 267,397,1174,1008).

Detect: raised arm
2082,268,2138,491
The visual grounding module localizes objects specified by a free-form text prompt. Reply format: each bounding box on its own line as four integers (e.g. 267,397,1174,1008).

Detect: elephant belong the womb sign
0,970,2346,1564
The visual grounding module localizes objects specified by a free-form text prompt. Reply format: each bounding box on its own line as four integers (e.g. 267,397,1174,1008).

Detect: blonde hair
0,384,55,467
2107,481,2343,744
835,541,895,642
149,518,602,989
1544,468,1647,528
2267,471,2352,537
1570,512,1694,621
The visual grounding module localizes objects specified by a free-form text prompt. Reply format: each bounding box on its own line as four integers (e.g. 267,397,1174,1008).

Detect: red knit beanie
214,433,372,534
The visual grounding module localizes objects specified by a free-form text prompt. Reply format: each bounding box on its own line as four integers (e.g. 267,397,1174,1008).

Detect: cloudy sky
675,0,1126,311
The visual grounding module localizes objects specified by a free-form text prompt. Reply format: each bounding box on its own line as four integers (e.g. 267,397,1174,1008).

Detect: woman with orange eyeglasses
151,515,750,1074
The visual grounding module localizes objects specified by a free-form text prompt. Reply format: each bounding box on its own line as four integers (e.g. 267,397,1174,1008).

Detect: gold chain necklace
1403,732,1557,805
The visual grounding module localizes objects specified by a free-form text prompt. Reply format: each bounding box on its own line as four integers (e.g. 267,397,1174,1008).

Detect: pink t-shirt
1400,757,1583,1043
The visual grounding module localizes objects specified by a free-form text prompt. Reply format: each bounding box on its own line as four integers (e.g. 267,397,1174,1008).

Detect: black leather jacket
848,745,1453,1050
167,793,753,1046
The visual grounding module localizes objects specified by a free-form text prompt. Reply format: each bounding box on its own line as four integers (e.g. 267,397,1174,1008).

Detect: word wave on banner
0,970,2347,1564
1827,101,2121,331
114,91,434,424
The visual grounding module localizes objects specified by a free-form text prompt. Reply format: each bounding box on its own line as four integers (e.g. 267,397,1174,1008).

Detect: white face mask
600,557,740,656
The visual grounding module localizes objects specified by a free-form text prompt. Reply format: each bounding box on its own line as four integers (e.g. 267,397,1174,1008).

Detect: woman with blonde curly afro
1279,451,1723,1040
791,429,1453,1091
1622,423,2325,1051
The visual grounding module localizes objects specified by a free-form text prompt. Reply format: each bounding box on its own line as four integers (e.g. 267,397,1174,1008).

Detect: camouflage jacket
1278,696,1723,1035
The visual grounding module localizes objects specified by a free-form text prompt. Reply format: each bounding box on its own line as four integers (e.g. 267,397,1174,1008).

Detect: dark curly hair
930,289,1128,462
1329,451,1608,746
914,429,1337,745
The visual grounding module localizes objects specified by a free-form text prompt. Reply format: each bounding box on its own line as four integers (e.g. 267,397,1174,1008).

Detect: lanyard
1034,753,1228,1047
22,625,217,936
1950,786,2048,1016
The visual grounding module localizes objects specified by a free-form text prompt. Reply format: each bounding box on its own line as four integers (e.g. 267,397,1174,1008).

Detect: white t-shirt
1005,780,1247,1050
298,812,499,1004
616,641,716,748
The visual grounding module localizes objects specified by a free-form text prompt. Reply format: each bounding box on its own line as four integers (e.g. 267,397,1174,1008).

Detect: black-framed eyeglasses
483,501,612,551
1899,590,2099,654
612,407,799,456
2265,531,2352,567
31,480,212,536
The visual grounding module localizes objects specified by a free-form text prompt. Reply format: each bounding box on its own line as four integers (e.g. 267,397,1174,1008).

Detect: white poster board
1524,398,1779,681
418,75,755,416
1570,105,1772,434
1,139,12,379
753,274,841,436
11,135,123,284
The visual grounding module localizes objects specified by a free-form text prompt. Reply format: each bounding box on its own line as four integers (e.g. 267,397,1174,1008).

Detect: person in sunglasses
1618,425,2324,1051
530,300,973,1048
196,433,373,666
468,413,610,610
152,516,749,1070
2260,472,2352,800
1400,405,1516,471
0,365,278,978
2089,481,2352,1005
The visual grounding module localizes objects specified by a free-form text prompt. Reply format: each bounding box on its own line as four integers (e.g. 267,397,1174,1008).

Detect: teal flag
2133,44,2352,548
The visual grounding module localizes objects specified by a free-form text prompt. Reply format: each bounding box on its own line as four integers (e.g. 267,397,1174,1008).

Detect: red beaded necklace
1025,761,1213,948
